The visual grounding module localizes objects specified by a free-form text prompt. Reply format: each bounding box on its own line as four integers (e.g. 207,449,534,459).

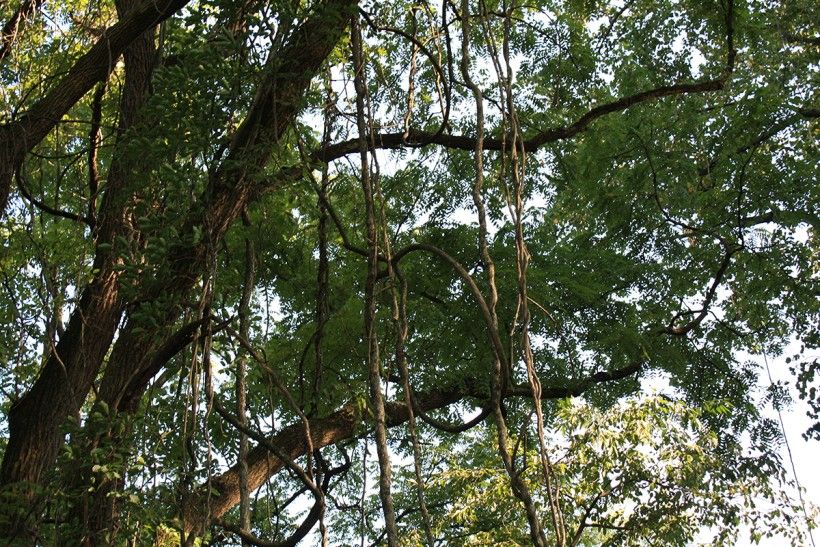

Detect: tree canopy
0,0,817,544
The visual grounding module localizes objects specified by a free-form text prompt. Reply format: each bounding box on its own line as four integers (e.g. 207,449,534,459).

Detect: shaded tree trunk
0,0,157,538
65,0,358,540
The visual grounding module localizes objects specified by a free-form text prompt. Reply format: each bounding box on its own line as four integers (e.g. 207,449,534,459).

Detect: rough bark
0,0,159,538
96,0,358,418
0,14,156,489
33,11,365,534
185,386,464,533
182,361,642,534
59,1,358,541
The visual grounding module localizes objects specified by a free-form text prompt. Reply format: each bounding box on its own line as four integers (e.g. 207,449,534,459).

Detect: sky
739,350,819,547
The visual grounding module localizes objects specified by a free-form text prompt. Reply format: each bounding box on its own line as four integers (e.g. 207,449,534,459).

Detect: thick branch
316,78,729,163
116,317,222,409
97,0,359,414
213,456,348,547
184,362,641,531
0,0,160,515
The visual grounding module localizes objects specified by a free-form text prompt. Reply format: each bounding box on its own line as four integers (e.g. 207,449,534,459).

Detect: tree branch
0,0,192,213
662,246,736,336
14,169,93,226
0,0,44,64
316,79,729,163
212,450,349,547
184,361,642,531
97,0,360,415
740,209,820,231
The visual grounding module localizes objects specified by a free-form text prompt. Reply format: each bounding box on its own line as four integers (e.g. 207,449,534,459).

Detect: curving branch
662,246,737,336
316,79,730,163
14,169,93,226
507,361,643,399
392,242,508,369
212,440,349,547
111,316,231,411
315,0,736,167
183,360,642,532
358,7,452,142
413,402,492,433
698,108,819,177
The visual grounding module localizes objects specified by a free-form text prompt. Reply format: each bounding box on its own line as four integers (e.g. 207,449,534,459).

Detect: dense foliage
0,0,817,544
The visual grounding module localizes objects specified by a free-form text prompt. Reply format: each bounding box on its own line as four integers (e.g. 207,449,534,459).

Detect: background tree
0,0,816,544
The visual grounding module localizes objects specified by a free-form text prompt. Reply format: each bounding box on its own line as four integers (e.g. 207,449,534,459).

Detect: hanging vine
459,1,547,545
351,13,399,546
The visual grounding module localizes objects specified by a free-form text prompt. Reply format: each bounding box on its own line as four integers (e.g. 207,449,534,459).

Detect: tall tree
0,0,816,544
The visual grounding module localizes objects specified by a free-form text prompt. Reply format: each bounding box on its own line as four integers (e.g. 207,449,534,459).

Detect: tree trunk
72,0,358,540
0,4,157,539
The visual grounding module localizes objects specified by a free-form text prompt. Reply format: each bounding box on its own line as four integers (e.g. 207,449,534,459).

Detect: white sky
737,351,819,547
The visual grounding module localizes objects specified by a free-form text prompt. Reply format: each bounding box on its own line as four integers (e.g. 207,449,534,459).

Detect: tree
402,396,812,546
0,0,816,544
